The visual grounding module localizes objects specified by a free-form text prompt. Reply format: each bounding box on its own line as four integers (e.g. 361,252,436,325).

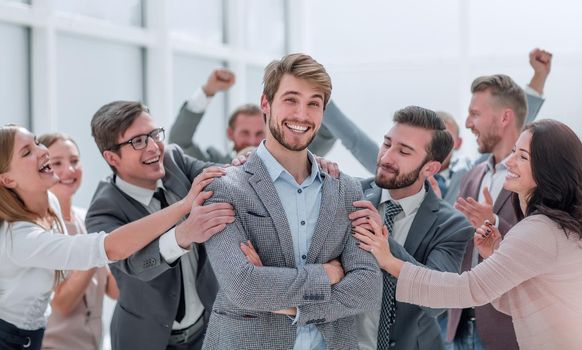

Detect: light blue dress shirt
256,141,326,350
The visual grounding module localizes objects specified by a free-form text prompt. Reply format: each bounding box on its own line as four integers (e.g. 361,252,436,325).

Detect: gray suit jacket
359,179,473,350
169,102,336,163
201,153,382,350
85,145,217,350
321,91,545,175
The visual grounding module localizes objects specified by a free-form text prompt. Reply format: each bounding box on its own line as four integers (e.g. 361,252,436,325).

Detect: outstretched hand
455,187,495,228
474,220,502,259
528,48,552,95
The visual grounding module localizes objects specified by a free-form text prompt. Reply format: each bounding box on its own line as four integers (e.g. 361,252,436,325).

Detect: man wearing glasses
85,101,235,350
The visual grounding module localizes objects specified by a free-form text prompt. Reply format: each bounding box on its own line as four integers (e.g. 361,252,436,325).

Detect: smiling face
504,130,536,198
0,128,58,196
466,90,503,154
104,112,165,190
261,74,324,152
375,123,437,193
48,139,82,200
227,113,265,152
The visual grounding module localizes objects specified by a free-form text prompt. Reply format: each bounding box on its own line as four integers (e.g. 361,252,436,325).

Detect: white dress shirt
358,185,427,350
114,177,205,330
0,193,110,330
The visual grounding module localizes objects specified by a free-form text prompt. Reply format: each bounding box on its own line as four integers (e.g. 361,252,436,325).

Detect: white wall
302,0,582,177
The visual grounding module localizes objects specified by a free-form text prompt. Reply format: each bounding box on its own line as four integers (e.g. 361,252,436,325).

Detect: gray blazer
359,179,473,350
169,103,337,163
85,145,217,350
201,153,382,350
321,92,545,175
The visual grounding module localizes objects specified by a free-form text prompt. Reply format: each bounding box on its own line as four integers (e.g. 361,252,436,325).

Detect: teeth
60,179,75,184
285,123,308,132
507,171,519,178
143,157,159,165
39,164,52,173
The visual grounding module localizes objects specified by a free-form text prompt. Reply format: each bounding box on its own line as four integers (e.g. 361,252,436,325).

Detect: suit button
389,341,396,347
300,220,305,225
301,255,307,260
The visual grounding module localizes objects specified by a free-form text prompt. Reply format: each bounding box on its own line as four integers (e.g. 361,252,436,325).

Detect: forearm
295,238,382,326
206,227,332,311
169,103,203,147
104,199,188,261
51,269,97,316
323,100,379,173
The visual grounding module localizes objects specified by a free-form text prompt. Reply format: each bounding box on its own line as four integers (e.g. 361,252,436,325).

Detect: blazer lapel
306,174,338,263
362,179,382,207
162,165,190,200
493,188,513,214
404,183,439,257
245,155,297,268
468,164,488,199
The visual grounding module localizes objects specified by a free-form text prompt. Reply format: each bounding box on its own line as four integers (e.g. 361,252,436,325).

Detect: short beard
375,160,426,190
268,114,316,152
477,126,502,154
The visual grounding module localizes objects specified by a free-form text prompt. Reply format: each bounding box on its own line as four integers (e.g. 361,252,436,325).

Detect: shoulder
205,165,249,193
508,214,561,244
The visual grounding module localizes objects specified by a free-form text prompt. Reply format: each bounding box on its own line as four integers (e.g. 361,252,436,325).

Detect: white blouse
0,193,110,330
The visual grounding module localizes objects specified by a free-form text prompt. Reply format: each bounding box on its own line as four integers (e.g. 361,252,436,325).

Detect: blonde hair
1,125,66,284
471,74,527,129
262,53,332,108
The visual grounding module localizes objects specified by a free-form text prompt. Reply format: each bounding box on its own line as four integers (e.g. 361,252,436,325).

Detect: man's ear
422,160,442,178
226,127,234,142
103,150,120,170
454,136,463,151
501,108,515,127
260,94,270,115
0,174,16,189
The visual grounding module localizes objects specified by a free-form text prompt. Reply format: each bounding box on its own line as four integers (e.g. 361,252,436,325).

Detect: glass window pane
56,34,144,209
469,0,582,56
173,55,227,155
53,0,143,27
169,0,223,44
245,0,286,56
306,0,460,62
246,64,265,106
0,23,29,127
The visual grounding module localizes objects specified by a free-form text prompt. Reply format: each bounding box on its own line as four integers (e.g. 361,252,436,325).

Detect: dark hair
228,104,262,129
393,106,454,163
91,101,149,172
471,74,527,129
513,119,582,239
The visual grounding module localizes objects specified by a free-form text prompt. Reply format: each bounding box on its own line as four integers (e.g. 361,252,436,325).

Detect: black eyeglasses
111,128,165,151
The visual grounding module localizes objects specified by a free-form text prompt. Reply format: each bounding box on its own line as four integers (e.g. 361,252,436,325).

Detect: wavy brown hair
513,120,582,238
1,125,65,283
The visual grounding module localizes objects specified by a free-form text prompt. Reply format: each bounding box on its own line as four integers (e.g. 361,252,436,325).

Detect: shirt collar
115,176,164,206
485,154,510,173
380,184,427,217
255,141,322,186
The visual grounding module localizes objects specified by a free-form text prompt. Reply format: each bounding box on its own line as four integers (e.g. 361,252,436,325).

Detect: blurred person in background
38,133,119,350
